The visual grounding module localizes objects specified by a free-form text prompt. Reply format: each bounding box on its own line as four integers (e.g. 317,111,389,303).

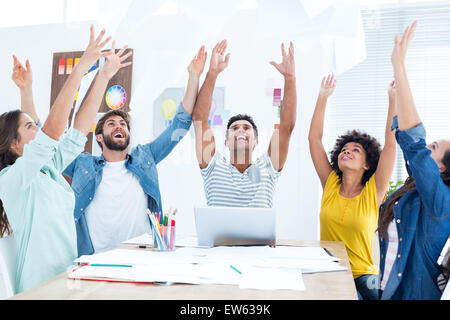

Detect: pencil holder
151,223,175,251
147,209,176,251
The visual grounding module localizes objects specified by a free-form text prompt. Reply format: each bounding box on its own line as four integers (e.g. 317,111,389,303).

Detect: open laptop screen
194,206,276,247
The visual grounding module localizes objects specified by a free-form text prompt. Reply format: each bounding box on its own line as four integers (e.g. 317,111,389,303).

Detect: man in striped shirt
192,40,297,207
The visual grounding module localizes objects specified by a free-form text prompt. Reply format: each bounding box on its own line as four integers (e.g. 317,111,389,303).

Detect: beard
102,134,130,151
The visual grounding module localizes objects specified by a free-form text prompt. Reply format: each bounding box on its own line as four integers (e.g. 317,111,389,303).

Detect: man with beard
193,40,297,207
64,46,207,255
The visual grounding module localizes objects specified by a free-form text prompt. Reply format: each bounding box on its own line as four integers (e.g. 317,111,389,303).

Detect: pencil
230,265,242,275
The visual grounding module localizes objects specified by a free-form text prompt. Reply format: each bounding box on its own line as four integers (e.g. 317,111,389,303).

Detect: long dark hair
0,110,22,237
378,149,450,240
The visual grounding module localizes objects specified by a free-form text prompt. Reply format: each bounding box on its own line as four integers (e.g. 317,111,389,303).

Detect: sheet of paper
73,246,346,288
69,264,202,285
196,246,339,262
69,69,98,129
300,0,334,19
69,265,137,281
238,266,305,291
122,233,153,246
136,262,241,285
133,264,202,284
195,263,242,285
267,246,340,261
333,13,366,75
75,248,212,265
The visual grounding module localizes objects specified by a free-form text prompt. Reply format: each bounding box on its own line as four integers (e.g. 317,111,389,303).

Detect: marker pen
170,220,176,250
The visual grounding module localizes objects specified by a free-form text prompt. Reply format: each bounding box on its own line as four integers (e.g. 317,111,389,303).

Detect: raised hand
209,40,230,75
391,21,417,69
78,24,112,73
12,55,38,123
12,55,32,90
99,41,133,80
319,74,336,98
388,80,396,101
270,42,295,78
188,45,207,78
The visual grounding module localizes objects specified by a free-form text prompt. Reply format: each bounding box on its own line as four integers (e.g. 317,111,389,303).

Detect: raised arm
192,40,230,169
142,46,206,165
391,21,420,131
181,45,207,115
12,55,39,124
308,75,336,189
42,25,111,140
268,42,297,172
73,41,132,135
390,21,449,216
374,81,397,206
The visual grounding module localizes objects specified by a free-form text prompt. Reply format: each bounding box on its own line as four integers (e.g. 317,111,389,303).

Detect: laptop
194,206,276,247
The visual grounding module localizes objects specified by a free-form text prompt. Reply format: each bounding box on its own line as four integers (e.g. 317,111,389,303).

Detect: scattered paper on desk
239,266,305,291
265,246,340,261
75,248,207,266
196,263,242,285
69,265,137,282
134,264,202,284
72,245,346,290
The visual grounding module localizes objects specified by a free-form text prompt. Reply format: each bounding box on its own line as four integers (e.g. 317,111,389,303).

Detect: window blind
324,2,450,183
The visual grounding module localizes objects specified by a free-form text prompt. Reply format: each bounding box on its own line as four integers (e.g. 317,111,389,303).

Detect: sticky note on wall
66,58,73,74
58,59,65,75
213,115,223,126
273,88,282,106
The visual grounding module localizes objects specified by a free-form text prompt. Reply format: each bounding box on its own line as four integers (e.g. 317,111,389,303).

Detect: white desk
11,240,357,300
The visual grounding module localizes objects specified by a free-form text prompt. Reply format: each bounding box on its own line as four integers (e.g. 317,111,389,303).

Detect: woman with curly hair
308,75,397,300
377,21,450,300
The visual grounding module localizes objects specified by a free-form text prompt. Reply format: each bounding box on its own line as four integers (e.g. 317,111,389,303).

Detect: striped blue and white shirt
200,151,281,208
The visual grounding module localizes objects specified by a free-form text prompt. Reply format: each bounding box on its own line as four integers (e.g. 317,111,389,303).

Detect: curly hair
329,130,381,186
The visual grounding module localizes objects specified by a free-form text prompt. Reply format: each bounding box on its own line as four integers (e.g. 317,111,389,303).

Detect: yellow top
320,171,378,278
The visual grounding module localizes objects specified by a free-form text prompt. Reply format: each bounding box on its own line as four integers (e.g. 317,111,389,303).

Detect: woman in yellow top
308,75,397,300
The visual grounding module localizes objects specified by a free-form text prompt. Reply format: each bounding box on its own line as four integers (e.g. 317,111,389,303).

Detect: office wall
0,1,364,241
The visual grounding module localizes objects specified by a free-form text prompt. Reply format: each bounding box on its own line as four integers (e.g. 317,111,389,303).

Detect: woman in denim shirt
378,21,450,300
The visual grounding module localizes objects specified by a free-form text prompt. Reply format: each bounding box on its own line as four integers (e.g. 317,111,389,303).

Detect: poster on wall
152,87,229,138
50,49,133,154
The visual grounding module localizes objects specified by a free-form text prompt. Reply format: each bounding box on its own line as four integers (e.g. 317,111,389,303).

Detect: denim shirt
63,104,192,256
379,116,450,300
